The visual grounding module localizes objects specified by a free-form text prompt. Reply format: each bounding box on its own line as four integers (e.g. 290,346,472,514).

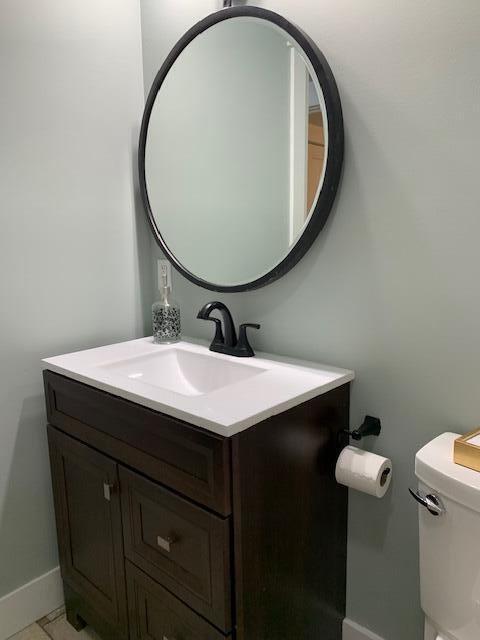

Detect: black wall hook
344,415,381,441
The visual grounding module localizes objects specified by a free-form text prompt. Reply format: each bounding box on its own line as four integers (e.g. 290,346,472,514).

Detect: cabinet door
47,425,127,634
127,562,230,640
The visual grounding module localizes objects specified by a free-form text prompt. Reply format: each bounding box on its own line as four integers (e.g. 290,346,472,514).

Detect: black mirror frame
139,6,344,293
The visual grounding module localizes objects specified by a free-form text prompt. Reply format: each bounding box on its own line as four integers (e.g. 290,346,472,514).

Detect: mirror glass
144,16,331,289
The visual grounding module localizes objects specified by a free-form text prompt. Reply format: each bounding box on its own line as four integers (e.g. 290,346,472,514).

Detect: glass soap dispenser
152,260,181,344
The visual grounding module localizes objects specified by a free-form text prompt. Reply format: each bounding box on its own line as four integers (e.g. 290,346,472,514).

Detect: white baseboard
0,566,64,640
343,617,386,640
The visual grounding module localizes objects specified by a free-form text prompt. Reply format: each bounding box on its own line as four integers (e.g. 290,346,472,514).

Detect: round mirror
139,7,343,292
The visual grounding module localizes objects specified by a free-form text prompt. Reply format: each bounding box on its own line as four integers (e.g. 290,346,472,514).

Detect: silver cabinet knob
103,482,114,502
409,488,446,516
157,535,176,552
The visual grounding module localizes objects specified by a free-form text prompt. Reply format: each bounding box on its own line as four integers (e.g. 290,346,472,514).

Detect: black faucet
197,301,260,357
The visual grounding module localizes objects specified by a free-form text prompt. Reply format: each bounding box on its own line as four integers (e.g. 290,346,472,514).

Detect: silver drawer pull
157,535,176,552
409,488,446,516
103,482,114,502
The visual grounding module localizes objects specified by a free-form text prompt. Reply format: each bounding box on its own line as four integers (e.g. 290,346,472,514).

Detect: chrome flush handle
409,488,446,516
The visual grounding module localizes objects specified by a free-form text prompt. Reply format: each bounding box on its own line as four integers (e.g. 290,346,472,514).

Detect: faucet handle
236,323,260,357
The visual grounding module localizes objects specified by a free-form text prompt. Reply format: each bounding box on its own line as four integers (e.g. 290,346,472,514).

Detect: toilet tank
415,433,480,640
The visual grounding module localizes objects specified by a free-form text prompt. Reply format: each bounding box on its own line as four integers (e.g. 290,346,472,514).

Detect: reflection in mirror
308,79,325,214
144,17,328,287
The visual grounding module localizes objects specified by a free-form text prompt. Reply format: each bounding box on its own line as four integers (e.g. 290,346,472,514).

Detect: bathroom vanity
43,338,353,640
43,3,350,635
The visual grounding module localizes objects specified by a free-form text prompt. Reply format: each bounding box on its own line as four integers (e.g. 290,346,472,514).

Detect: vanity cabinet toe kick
44,370,350,640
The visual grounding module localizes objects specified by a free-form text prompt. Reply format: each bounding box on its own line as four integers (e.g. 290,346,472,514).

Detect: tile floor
7,606,103,640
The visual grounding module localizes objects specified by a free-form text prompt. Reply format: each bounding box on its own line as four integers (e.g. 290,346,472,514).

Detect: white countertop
42,337,354,436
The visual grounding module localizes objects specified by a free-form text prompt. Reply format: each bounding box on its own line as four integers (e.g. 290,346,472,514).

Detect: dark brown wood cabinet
44,370,349,640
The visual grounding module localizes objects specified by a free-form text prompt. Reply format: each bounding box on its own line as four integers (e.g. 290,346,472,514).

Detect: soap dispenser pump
152,260,181,344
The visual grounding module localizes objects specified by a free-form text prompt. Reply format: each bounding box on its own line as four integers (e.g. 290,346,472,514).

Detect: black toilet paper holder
343,415,382,441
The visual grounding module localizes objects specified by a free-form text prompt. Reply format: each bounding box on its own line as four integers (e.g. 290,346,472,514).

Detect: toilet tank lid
415,432,480,513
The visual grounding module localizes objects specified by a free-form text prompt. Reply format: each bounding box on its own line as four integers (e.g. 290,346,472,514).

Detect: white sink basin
42,338,354,436
98,347,266,397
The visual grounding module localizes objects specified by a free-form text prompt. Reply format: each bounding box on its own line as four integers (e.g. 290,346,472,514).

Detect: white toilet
413,432,480,640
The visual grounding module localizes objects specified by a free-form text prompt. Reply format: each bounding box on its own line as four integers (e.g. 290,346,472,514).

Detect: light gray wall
0,0,149,598
142,1,480,638
144,16,290,285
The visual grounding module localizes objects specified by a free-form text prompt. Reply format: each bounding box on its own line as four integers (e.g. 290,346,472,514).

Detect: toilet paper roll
335,446,392,498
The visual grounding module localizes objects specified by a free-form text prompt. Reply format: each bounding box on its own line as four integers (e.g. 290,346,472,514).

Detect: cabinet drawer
120,467,231,632
44,370,231,515
127,562,230,640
